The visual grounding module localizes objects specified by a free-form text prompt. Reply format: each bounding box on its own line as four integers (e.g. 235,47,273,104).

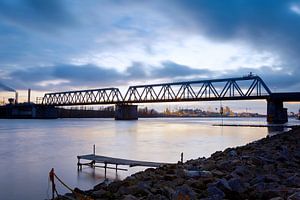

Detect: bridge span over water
41,75,300,124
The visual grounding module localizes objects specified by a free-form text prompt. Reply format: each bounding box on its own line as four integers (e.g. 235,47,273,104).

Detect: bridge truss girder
123,76,271,103
41,76,272,106
42,88,123,106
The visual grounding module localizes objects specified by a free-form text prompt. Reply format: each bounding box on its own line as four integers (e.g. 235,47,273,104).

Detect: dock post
104,162,107,179
181,152,183,163
92,145,96,168
49,168,57,200
77,157,81,171
115,164,118,173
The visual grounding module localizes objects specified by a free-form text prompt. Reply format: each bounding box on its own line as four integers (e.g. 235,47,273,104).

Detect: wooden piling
181,152,183,163
49,168,56,200
104,162,107,178
77,157,81,171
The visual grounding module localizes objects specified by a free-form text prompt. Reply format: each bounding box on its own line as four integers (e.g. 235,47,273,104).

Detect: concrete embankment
62,128,300,200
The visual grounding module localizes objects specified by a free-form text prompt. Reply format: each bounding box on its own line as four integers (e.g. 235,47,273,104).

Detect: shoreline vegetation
59,128,300,200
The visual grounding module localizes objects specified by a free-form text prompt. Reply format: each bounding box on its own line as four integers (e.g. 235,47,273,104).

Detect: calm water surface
0,117,299,200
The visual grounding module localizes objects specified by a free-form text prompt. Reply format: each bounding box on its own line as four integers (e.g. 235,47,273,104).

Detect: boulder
91,189,106,198
185,170,213,178
228,150,238,157
173,184,196,200
122,194,138,200
211,169,225,177
214,178,231,192
93,179,112,190
288,192,300,200
207,186,225,200
228,178,246,193
285,174,300,187
270,197,284,200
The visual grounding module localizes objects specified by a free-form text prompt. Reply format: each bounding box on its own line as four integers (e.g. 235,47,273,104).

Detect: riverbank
61,128,300,200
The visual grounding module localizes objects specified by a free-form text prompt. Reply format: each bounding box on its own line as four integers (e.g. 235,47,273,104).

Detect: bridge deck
77,154,170,168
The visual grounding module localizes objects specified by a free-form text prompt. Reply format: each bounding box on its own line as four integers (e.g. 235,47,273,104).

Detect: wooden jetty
213,124,300,128
77,146,174,177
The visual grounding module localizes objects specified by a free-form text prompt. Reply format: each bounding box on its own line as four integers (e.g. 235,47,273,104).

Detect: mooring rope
53,173,73,193
49,168,93,200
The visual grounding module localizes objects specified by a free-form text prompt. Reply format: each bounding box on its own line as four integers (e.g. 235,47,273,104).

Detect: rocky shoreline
62,128,300,200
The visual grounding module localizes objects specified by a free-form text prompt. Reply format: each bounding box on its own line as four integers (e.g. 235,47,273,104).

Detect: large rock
264,174,280,183
118,182,151,197
93,179,112,190
228,178,246,193
214,178,231,192
172,184,196,200
211,169,225,177
285,174,300,187
91,189,106,198
185,170,213,178
122,194,138,200
234,165,248,175
207,186,225,200
288,192,300,200
228,149,238,157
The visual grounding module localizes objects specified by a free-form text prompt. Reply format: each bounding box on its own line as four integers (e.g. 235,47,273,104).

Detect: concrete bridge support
267,100,287,124
115,104,138,120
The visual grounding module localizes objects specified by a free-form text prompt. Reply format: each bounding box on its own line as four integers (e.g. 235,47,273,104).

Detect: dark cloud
0,0,79,67
6,61,300,93
173,0,300,67
221,66,300,92
151,61,211,78
9,64,123,90
53,64,123,84
5,61,214,90
0,0,156,68
125,62,148,78
0,0,75,31
0,82,15,92
150,0,300,92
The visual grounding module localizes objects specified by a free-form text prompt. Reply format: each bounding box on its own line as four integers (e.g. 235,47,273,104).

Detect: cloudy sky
0,0,300,111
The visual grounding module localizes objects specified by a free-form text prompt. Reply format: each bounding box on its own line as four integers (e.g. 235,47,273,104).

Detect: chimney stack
28,89,31,103
15,92,18,104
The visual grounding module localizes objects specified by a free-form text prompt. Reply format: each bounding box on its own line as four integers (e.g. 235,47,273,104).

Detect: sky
0,0,300,112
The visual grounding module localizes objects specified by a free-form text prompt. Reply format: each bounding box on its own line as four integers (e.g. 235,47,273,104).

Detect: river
0,117,299,200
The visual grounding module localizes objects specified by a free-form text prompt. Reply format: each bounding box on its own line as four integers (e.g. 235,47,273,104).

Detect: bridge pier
267,100,288,124
115,104,138,120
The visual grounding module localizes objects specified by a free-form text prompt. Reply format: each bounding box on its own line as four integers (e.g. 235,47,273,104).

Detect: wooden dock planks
77,154,170,168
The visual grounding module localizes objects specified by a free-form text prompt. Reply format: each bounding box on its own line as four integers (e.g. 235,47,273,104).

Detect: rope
53,174,73,193
49,168,94,200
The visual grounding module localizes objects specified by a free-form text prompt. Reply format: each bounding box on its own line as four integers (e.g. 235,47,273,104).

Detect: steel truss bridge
40,75,300,123
41,75,277,106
